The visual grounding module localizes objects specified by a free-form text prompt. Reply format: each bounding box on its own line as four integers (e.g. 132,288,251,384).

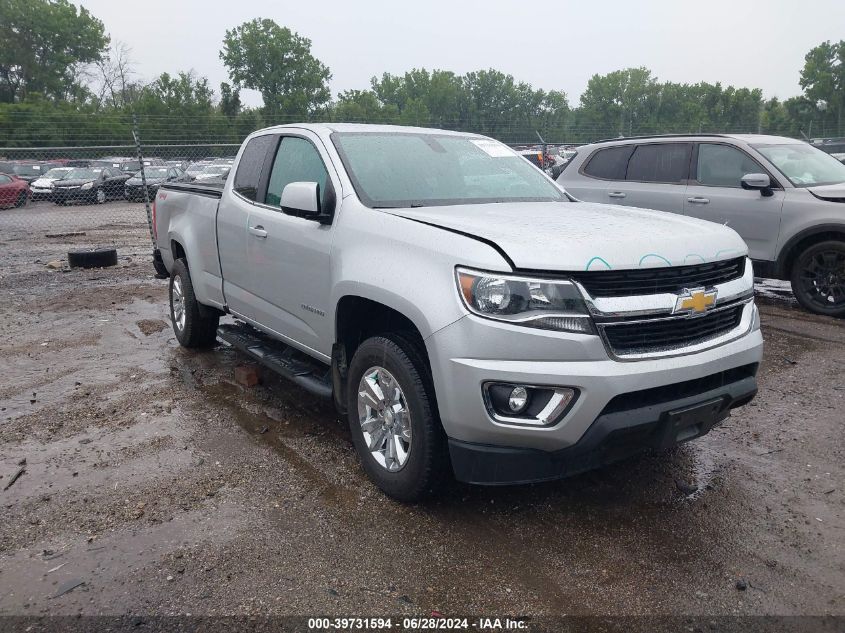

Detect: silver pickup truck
152,123,763,501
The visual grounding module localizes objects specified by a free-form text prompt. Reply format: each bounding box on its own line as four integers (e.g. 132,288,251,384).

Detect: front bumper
52,187,92,203
31,187,52,200
449,364,757,484
425,299,763,483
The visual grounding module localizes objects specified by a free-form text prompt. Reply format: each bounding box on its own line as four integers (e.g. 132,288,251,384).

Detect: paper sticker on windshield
471,139,514,158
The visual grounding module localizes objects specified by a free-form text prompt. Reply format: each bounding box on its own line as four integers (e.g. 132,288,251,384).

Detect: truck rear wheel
790,240,845,317
346,334,449,501
169,258,219,348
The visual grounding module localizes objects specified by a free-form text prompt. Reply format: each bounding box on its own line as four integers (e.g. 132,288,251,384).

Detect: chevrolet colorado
152,123,763,501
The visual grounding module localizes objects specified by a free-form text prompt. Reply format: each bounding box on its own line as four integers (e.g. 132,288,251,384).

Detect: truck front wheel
346,334,449,501
169,258,219,348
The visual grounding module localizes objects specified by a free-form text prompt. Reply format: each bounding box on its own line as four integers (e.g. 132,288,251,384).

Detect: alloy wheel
171,276,186,331
357,366,412,472
799,249,845,309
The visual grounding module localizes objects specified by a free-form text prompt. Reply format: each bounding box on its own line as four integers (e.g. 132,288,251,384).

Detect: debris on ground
3,467,25,491
51,579,85,598
234,364,261,387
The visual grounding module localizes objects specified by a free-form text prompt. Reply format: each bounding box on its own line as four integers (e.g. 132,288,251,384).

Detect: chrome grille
600,305,744,356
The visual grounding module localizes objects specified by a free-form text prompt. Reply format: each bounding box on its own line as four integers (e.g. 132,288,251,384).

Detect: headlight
80,182,93,190
456,267,595,334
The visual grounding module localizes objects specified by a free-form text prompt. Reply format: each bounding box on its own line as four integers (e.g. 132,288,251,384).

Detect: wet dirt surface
0,216,843,618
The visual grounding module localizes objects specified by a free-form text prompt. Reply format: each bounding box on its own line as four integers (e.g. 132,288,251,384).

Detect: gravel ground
0,202,842,623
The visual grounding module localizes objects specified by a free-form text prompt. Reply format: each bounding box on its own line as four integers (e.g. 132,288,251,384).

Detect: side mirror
741,173,774,197
281,181,333,224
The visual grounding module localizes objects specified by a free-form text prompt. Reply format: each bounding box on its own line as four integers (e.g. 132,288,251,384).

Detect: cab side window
233,135,275,201
696,144,765,187
626,143,691,183
264,137,329,208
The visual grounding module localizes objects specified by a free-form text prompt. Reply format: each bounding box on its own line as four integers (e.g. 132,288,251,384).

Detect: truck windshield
754,143,845,187
331,132,566,208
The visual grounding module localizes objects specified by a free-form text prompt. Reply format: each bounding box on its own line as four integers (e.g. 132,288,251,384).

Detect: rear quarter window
583,146,634,180
234,135,276,201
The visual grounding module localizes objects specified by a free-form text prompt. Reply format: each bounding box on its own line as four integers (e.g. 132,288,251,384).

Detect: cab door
684,143,785,261
242,132,339,359
217,134,278,317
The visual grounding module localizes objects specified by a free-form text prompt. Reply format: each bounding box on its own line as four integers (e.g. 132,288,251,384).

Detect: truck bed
159,181,224,198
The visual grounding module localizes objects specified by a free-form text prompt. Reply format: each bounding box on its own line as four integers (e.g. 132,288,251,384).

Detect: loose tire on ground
789,240,845,318
169,258,219,348
346,334,449,501
68,248,118,269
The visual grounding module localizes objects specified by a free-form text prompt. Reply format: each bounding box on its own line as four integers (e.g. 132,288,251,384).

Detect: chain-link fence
2,116,843,263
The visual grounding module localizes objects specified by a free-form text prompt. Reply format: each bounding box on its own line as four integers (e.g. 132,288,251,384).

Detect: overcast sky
79,0,845,108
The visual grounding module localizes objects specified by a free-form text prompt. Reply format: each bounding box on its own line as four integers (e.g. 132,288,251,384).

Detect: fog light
508,386,529,413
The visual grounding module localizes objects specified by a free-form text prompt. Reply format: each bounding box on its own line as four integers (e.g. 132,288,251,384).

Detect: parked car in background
152,123,762,500
117,158,166,174
558,133,845,317
30,167,73,200
812,138,845,156
192,164,232,181
0,160,63,184
124,166,189,201
184,161,212,180
52,167,132,205
0,173,31,208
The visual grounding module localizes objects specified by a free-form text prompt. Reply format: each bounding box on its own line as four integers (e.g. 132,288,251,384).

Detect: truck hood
387,201,747,271
807,183,845,202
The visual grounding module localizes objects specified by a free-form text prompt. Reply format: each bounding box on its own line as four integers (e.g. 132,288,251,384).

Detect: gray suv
558,134,845,317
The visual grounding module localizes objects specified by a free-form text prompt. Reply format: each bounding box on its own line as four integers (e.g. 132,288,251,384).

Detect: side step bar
216,323,333,399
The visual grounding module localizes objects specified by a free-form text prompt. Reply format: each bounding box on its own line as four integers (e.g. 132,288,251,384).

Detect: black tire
346,334,449,501
94,188,106,204
169,258,219,348
15,191,27,208
68,248,118,269
790,240,845,317
152,252,169,279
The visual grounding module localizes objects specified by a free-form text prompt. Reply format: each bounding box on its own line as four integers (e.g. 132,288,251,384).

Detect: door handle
687,197,710,204
608,191,626,198
248,225,267,238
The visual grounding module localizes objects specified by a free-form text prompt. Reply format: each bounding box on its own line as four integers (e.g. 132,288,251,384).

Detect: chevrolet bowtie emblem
674,288,718,315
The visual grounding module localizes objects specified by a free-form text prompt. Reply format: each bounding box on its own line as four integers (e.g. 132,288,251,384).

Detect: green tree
220,19,331,118
799,40,845,135
134,71,225,142
331,89,398,122
577,68,658,138
0,0,109,103
219,82,241,117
